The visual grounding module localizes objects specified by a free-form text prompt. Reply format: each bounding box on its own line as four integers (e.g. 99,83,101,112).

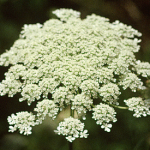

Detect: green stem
108,103,128,109
70,104,74,117
69,142,73,150
92,103,128,109
69,104,74,150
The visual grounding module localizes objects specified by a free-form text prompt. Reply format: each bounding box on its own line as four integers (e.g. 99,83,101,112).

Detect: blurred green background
0,0,150,150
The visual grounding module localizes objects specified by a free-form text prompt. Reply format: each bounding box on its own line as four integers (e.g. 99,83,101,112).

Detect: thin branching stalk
69,103,74,150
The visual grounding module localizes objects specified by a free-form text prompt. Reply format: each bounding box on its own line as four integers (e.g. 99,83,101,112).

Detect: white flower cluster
19,84,41,105
0,77,22,97
22,68,39,84
112,20,142,40
5,64,26,80
135,60,150,77
92,103,117,132
109,50,136,75
99,83,120,104
62,74,81,93
54,117,88,142
52,8,80,21
71,93,93,115
7,112,36,135
119,73,144,92
39,78,59,98
80,79,99,98
124,97,150,117
0,8,150,142
52,87,74,108
34,99,59,124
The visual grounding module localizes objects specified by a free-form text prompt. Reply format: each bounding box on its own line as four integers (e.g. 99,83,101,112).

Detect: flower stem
70,103,74,117
69,142,73,150
92,103,128,109
108,103,128,109
69,104,74,150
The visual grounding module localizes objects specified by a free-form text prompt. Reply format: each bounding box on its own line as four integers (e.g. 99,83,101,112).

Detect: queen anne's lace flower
0,8,150,142
5,64,26,80
99,83,120,104
62,74,81,93
124,97,150,117
19,84,42,105
52,87,74,107
7,112,36,135
80,79,100,98
92,103,117,132
0,77,22,97
22,69,39,84
39,78,59,98
109,50,136,75
53,8,80,21
71,93,93,115
34,99,59,124
54,117,88,142
135,60,150,77
119,73,145,92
